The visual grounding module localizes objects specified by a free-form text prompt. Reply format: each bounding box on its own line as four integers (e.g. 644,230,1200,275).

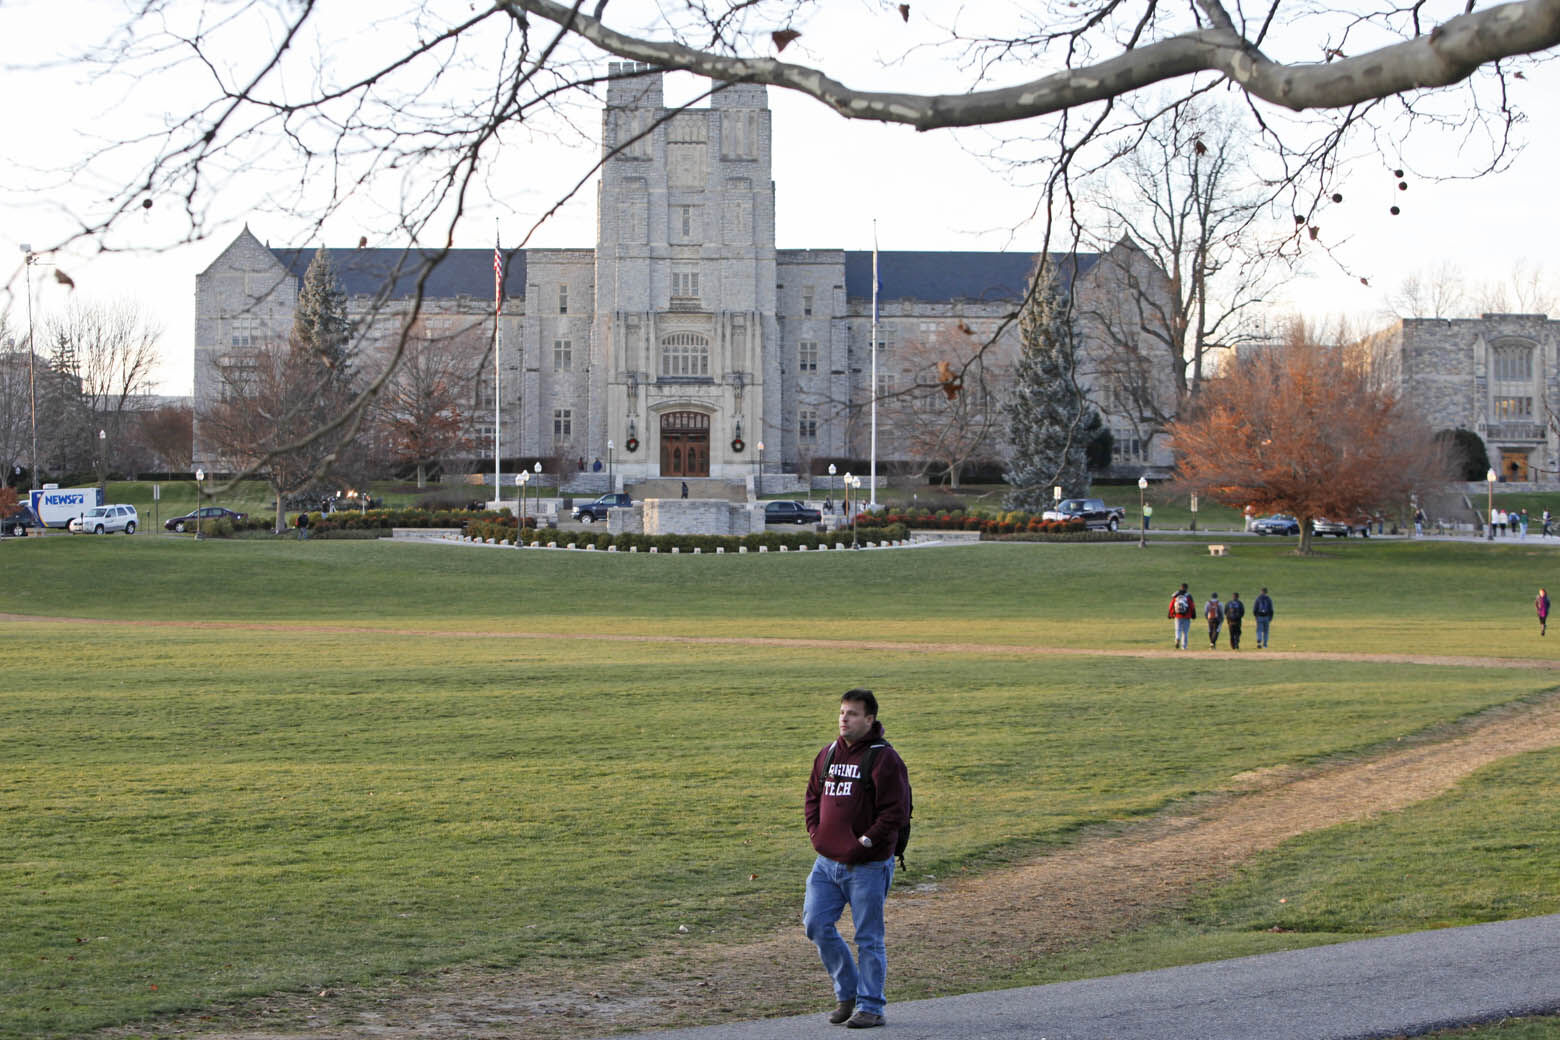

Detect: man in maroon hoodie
803,688,911,1030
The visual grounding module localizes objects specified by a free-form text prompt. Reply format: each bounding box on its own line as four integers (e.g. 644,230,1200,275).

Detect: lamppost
756,441,765,499
843,471,852,537
517,471,529,532
607,439,614,490
846,474,861,547
1138,475,1149,548
1487,467,1497,540
828,463,837,521
194,468,205,540
96,429,106,496
534,460,542,522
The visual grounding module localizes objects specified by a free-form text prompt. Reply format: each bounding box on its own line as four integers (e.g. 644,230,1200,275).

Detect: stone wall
633,498,765,536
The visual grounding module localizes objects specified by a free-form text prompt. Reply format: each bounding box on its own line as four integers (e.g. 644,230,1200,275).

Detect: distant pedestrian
1521,510,1529,540
1143,504,1153,530
1414,509,1425,537
592,457,602,472
295,511,310,541
1253,587,1275,648
680,480,689,499
1168,583,1195,650
1224,592,1245,650
1538,588,1551,637
1204,592,1223,649
1544,510,1553,537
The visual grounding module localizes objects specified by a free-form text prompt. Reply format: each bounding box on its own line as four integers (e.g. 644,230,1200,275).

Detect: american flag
493,238,503,302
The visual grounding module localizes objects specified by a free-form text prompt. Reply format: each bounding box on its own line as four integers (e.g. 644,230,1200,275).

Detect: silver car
69,504,139,535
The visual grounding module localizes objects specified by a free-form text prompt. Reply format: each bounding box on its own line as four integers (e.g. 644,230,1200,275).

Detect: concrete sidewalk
600,914,1560,1040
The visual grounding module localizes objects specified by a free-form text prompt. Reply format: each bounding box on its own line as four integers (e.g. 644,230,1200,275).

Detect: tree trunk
275,486,286,535
1297,516,1314,555
416,462,426,489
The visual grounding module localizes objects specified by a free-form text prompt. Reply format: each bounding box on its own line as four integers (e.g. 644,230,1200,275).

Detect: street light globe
608,440,614,450
517,472,526,486
534,460,542,473
828,463,836,476
1138,475,1149,490
195,468,204,482
1487,468,1498,483
757,441,764,452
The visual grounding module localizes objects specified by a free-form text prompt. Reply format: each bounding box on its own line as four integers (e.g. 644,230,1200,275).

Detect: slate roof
843,250,1099,303
270,247,529,300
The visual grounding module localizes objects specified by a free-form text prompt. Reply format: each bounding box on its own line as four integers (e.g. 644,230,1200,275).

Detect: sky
2,0,1557,396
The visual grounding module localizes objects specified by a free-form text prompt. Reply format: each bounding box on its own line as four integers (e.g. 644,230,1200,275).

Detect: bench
1208,544,1228,556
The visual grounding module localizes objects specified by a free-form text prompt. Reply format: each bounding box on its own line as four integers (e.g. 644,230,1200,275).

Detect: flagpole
493,225,503,507
869,221,879,509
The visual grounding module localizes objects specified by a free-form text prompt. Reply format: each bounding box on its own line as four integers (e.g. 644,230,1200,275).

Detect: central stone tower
593,63,779,480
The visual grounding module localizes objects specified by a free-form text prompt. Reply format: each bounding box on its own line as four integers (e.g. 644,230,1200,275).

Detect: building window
553,339,572,371
799,409,819,442
1493,345,1534,383
553,408,573,439
876,372,897,400
802,287,814,317
799,340,819,372
1494,396,1534,418
672,265,700,303
558,284,568,314
660,332,710,379
228,315,259,348
672,205,700,242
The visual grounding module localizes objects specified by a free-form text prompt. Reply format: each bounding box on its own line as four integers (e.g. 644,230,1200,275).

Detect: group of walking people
1168,583,1275,650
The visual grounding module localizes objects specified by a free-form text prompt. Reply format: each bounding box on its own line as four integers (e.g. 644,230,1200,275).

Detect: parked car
1310,516,1370,538
1251,514,1300,536
764,500,823,525
1040,497,1125,531
69,504,139,535
165,506,247,533
1,507,43,538
571,493,633,522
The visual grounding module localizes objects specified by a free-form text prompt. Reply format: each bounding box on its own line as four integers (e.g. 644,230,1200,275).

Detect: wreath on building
731,437,745,453
624,437,639,453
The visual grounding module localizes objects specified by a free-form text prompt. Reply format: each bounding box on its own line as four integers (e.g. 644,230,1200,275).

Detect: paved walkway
600,914,1560,1039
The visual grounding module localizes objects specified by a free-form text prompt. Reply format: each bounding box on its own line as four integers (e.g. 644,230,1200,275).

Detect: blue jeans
803,855,894,1015
1174,617,1191,648
1255,617,1270,647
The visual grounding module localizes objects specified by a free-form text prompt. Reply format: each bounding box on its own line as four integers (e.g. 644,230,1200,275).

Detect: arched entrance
660,411,710,476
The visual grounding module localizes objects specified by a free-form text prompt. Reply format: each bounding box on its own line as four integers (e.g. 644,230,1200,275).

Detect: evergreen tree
1003,264,1102,511
291,246,354,384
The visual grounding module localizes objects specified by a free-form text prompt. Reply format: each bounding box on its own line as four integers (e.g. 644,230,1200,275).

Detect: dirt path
115,686,1560,1040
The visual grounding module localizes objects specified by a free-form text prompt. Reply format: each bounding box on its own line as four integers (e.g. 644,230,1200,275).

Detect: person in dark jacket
1253,587,1275,648
1224,591,1246,649
803,688,910,1030
1204,592,1223,649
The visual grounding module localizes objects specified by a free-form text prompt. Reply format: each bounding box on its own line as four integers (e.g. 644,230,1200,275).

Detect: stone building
193,64,1177,482
1360,313,1560,481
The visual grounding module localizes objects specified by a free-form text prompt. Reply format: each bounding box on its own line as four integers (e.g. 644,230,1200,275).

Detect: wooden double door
660,411,710,477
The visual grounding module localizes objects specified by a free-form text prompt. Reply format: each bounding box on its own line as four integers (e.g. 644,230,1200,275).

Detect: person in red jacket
803,688,910,1030
1168,582,1195,649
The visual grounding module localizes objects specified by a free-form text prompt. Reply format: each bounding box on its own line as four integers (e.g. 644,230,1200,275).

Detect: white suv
69,504,139,535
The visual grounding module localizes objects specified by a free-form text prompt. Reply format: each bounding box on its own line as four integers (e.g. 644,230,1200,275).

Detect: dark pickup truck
571,493,633,522
1040,497,1126,531
763,500,823,525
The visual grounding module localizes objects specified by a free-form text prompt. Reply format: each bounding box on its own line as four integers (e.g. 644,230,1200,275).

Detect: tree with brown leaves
1169,323,1446,553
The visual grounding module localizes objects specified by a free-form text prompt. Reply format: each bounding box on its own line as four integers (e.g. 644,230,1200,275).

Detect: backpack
1225,599,1244,621
823,741,912,870
1173,592,1191,616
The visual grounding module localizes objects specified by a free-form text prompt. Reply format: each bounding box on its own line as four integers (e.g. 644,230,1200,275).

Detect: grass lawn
3,535,1560,1037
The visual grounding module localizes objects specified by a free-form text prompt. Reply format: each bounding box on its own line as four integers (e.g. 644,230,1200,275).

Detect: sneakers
846,1010,886,1029
828,1000,856,1025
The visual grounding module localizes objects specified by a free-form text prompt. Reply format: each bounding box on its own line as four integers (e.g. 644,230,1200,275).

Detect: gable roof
843,250,1099,303
269,246,528,300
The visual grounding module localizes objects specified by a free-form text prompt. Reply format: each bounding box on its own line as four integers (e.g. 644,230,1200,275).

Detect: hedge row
464,521,912,553
181,508,510,538
856,508,1088,535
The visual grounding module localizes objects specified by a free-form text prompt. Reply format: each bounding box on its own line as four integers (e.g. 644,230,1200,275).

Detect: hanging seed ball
1398,181,1408,190
1390,206,1401,215
1394,169,1405,177
1331,192,1343,203
1294,214,1306,224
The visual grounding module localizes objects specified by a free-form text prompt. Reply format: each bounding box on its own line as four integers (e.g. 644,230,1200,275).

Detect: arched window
1493,344,1534,383
660,332,710,379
